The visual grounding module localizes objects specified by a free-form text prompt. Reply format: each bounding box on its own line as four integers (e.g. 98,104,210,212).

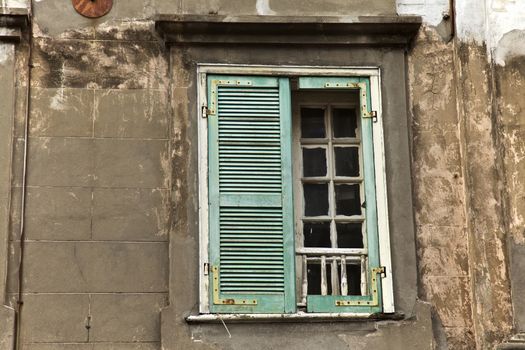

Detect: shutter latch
379,266,387,278
202,105,209,118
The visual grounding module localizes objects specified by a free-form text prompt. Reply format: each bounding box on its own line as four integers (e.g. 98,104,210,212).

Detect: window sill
186,312,404,324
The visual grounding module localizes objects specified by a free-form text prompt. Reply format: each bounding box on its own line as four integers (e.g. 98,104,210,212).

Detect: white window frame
196,64,393,315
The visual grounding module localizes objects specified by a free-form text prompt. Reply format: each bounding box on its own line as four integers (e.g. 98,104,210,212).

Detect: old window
198,69,393,315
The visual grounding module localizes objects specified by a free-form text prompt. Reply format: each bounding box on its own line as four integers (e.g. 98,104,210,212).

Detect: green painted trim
298,76,382,314
307,296,379,314
279,77,296,313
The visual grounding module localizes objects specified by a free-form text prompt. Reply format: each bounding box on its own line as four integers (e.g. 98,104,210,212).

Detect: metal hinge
204,263,209,276
335,267,385,307
363,110,378,122
212,266,257,306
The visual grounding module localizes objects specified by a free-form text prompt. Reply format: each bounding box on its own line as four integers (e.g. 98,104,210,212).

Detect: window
198,68,393,315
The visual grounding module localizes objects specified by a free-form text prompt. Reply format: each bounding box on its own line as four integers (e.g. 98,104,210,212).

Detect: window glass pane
334,147,360,177
307,262,332,295
336,223,363,248
332,108,357,138
301,108,325,138
303,222,331,248
335,184,361,216
303,183,329,216
338,263,362,296
303,148,327,177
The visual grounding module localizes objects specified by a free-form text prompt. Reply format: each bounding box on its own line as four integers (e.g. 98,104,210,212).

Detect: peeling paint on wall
495,30,525,66
398,0,525,65
396,0,449,27
487,0,525,64
1,0,29,8
256,0,276,15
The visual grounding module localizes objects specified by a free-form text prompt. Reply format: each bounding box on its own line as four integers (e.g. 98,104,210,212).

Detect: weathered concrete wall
403,0,525,349
173,0,395,16
0,41,17,350
4,2,171,349
3,2,416,350
0,42,16,309
407,27,475,349
496,57,525,333
1,0,524,350
490,3,525,345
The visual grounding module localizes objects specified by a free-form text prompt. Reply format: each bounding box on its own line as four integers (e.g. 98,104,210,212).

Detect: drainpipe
449,0,456,39
14,0,33,348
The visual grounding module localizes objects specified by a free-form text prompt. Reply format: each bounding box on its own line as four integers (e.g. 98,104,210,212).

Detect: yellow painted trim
212,266,258,306
335,267,385,307
324,82,374,118
208,79,253,115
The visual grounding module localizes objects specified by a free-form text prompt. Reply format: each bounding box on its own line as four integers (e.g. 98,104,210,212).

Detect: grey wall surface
0,41,17,350
0,42,16,309
30,0,397,37
4,10,172,348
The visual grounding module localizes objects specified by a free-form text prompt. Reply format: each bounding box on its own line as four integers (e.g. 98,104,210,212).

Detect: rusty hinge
363,110,378,123
335,267,385,307
212,266,257,306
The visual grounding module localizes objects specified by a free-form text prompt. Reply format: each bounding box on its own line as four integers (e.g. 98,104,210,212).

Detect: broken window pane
334,147,360,177
332,108,357,138
336,223,363,248
303,147,327,177
303,222,331,248
303,183,329,216
301,108,325,138
335,184,361,216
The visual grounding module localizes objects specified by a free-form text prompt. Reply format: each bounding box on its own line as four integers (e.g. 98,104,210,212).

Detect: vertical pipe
449,0,456,39
14,1,33,349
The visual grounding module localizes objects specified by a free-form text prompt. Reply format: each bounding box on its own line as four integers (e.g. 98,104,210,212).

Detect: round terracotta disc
72,0,113,18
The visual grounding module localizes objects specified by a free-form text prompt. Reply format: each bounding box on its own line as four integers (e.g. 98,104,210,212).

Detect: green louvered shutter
207,75,295,313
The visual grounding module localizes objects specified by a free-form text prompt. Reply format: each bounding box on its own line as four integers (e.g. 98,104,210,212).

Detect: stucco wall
402,1,525,348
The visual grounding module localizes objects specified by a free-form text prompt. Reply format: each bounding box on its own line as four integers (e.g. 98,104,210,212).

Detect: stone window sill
186,312,404,324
